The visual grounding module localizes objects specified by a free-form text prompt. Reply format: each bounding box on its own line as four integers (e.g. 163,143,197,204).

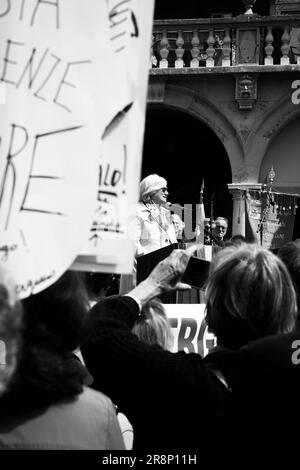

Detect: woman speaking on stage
135,174,177,257
119,174,177,295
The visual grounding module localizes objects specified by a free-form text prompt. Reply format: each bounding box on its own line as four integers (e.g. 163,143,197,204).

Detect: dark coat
205,333,300,456
81,296,232,451
233,333,300,438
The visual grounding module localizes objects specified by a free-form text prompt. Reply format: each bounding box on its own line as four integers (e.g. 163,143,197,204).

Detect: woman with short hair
135,174,177,257
205,242,297,349
81,243,297,450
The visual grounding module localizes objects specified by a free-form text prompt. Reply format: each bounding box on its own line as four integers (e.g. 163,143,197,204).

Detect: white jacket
135,202,177,256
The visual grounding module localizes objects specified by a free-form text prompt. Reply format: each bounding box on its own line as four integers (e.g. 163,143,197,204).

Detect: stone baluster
175,30,185,68
264,27,274,65
222,28,231,67
206,29,215,67
231,37,237,65
190,30,200,68
159,30,169,68
280,25,290,65
150,34,158,68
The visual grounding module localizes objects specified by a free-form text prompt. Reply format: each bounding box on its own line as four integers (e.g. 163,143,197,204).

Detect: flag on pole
195,180,206,245
195,180,213,261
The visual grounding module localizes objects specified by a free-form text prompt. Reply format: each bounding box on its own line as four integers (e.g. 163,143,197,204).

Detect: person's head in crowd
225,234,246,247
205,243,297,349
278,239,300,318
212,217,228,243
204,218,215,244
0,268,23,397
139,174,169,207
132,299,174,351
171,213,185,240
1,271,90,410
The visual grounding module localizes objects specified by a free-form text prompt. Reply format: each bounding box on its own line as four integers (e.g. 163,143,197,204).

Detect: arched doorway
142,106,233,234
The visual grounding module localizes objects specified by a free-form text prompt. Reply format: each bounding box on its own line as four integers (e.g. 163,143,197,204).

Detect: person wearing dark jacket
278,238,300,329
81,243,297,451
0,271,124,450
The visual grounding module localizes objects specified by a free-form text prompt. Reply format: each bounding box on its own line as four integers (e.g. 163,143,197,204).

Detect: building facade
144,0,300,238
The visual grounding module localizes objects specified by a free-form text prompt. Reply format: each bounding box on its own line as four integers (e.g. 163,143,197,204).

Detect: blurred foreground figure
81,243,296,451
232,240,300,450
0,271,124,450
0,268,23,398
278,238,300,328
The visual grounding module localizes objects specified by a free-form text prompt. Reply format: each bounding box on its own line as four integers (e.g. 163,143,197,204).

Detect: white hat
139,174,167,201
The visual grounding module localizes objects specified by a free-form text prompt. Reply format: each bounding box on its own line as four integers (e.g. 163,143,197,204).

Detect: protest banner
0,1,127,297
245,189,298,248
72,0,155,274
164,304,216,356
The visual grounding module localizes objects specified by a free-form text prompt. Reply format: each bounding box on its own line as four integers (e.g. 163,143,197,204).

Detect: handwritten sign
0,1,128,297
164,304,216,356
73,0,155,274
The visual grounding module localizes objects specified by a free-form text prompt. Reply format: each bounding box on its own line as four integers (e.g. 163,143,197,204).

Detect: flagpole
210,193,214,246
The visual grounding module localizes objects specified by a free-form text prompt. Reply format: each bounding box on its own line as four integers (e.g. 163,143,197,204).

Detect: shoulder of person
239,332,298,370
136,202,149,216
79,386,116,413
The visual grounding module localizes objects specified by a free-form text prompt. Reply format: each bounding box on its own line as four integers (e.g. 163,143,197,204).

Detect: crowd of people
0,174,300,457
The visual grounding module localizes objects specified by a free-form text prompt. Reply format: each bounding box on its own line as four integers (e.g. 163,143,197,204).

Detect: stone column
228,183,262,237
231,188,246,236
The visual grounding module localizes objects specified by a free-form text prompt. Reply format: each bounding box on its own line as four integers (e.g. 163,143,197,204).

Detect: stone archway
251,92,300,181
156,83,245,181
260,116,300,192
259,115,300,238
142,105,233,229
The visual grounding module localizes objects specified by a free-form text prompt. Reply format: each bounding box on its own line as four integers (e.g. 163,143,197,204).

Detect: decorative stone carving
240,130,251,141
242,0,257,15
236,29,260,64
147,79,166,103
235,74,257,109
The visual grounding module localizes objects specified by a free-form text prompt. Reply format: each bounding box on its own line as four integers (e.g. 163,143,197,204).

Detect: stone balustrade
150,15,300,69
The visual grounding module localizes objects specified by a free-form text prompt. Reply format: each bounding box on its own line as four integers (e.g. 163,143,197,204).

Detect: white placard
73,0,155,274
0,1,128,297
164,304,217,356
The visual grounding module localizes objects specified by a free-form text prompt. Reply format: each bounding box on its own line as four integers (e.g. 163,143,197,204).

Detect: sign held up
0,0,129,297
